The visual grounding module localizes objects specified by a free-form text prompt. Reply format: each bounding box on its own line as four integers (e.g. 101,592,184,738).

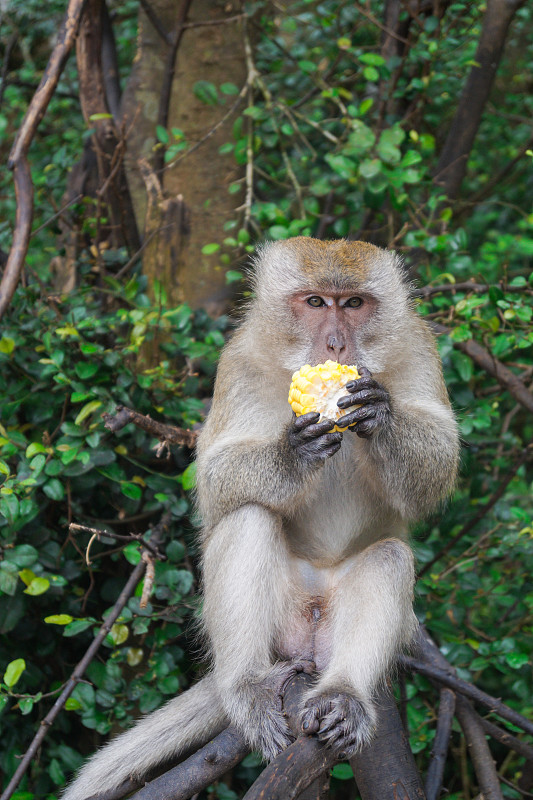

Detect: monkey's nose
327,336,345,361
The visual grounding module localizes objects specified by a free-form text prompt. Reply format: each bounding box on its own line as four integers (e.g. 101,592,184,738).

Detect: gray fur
63,239,459,797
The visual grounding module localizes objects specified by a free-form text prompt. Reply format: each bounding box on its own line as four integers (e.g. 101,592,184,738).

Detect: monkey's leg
300,538,417,756
203,504,303,761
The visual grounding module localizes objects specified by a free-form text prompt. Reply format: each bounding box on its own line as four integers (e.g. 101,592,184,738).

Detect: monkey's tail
62,674,227,800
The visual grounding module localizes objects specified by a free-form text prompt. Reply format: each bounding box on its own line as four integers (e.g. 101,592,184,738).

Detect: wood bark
120,0,246,315
351,690,426,800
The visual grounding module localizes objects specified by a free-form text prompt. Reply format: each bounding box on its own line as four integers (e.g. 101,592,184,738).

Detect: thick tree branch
127,726,249,800
0,0,87,320
76,0,140,254
455,695,504,800
351,689,426,800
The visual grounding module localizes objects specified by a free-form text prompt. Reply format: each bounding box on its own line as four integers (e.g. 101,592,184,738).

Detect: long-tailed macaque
63,238,459,800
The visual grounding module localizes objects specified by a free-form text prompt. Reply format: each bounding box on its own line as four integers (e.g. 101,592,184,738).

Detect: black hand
336,367,391,439
287,412,342,464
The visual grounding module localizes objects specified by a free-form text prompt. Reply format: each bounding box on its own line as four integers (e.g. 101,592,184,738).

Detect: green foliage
0,275,226,795
1,0,532,797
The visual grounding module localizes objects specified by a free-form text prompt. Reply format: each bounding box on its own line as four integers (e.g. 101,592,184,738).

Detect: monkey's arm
337,365,459,520
197,409,341,527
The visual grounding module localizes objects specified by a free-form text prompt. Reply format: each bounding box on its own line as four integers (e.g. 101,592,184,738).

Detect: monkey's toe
300,690,376,757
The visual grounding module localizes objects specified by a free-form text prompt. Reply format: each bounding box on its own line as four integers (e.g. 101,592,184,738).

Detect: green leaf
505,653,529,669
0,337,15,354
74,400,103,425
193,80,218,105
43,478,65,501
75,362,99,379
24,577,50,596
63,619,95,637
201,243,220,255
4,658,26,688
331,763,354,780
45,614,74,625
123,543,142,565
156,125,169,144
226,270,243,284
181,461,197,490
25,442,47,458
0,494,19,525
121,482,142,500
19,697,34,715
220,82,240,95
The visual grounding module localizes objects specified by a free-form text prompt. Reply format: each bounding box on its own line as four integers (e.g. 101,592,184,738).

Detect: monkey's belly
275,597,333,672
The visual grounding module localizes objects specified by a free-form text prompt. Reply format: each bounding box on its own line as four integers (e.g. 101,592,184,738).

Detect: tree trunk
121,0,246,315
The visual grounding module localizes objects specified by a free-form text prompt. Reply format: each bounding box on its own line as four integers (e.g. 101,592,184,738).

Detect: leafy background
0,0,532,797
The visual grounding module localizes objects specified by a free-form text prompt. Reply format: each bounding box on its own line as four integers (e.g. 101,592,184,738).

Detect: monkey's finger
337,387,388,409
354,418,379,439
357,366,372,380
292,412,321,429
344,376,380,393
299,421,339,440
336,407,376,429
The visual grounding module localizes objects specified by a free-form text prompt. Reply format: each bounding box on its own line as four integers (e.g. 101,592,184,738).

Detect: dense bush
0,0,532,798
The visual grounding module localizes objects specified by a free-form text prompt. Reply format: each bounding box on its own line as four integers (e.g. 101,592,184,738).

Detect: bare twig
102,405,198,448
0,514,170,800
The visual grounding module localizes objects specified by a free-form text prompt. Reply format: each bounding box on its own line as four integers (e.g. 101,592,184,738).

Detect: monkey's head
250,237,413,374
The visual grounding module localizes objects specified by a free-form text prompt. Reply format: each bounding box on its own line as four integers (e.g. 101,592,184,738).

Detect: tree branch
0,0,88,320
102,405,198,448
425,688,456,800
455,695,504,800
432,322,533,415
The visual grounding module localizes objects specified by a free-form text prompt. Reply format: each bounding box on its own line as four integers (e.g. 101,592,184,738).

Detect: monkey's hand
300,689,377,757
336,367,391,439
287,412,343,465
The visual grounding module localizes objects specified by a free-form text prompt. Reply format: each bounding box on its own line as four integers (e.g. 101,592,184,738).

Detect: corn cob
288,360,361,432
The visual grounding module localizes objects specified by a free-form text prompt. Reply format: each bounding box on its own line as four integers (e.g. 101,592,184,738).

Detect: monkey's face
289,290,377,366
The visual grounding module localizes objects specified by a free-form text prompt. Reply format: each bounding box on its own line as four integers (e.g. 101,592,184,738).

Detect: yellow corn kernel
288,360,361,432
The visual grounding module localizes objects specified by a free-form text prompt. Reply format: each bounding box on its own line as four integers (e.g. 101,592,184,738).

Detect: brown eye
344,297,363,308
307,296,325,307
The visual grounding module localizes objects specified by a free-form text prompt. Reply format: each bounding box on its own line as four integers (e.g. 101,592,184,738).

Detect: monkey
62,238,459,800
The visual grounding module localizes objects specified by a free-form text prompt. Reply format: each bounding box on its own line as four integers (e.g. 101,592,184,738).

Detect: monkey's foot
299,690,376,757
231,660,316,761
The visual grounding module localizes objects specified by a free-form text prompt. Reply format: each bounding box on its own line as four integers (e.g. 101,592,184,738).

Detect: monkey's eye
344,297,363,308
307,296,325,307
